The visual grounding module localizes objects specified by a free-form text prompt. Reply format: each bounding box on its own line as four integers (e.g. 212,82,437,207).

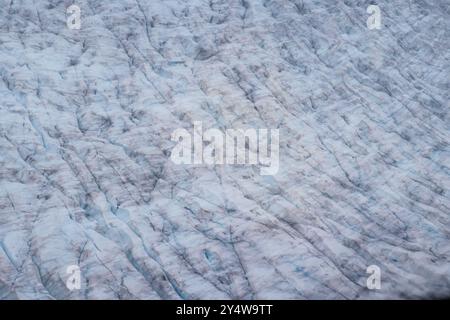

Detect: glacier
0,0,449,299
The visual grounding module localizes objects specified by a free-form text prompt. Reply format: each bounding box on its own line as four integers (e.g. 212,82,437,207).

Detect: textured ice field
0,0,449,299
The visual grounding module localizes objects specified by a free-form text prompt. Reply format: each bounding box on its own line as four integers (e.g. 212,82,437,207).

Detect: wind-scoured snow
0,0,449,299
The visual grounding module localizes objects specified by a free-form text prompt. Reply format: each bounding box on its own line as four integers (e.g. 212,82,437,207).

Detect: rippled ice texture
0,0,449,299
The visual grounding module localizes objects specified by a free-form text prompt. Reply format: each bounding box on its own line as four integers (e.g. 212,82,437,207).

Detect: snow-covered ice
0,0,449,299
